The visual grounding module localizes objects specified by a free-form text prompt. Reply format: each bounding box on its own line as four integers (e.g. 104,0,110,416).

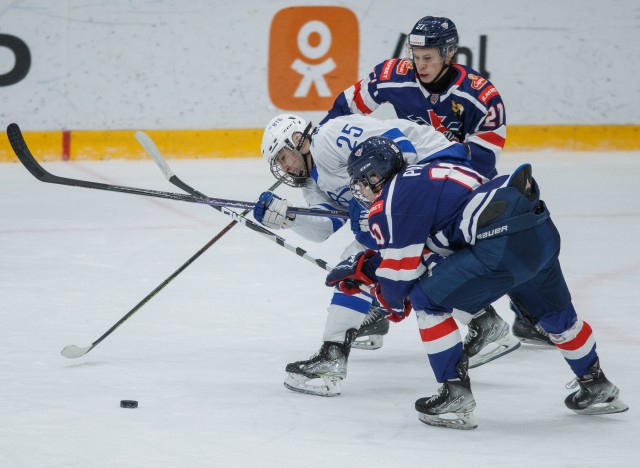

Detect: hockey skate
565,360,629,415
464,306,521,368
284,329,358,397
415,356,478,430
510,302,554,346
353,306,389,350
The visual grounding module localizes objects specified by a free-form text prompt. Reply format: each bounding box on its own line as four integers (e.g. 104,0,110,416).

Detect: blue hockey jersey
322,60,506,179
366,161,511,311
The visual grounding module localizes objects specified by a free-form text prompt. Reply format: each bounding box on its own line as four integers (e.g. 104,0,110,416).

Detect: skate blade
284,373,342,397
571,397,629,415
517,336,555,347
352,335,383,350
469,334,521,369
417,410,478,430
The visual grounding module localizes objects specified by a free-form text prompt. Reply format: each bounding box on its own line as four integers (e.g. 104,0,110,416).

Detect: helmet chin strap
430,50,453,84
431,62,450,84
296,123,314,178
420,56,456,94
411,47,451,87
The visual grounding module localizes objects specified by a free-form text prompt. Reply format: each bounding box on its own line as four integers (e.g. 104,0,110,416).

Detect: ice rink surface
1,150,638,467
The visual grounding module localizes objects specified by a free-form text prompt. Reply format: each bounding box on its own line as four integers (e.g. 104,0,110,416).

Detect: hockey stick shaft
6,123,348,219
139,138,374,299
60,179,282,359
135,131,333,272
62,223,237,358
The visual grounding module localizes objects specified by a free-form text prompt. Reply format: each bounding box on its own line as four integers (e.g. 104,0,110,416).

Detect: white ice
1,150,638,467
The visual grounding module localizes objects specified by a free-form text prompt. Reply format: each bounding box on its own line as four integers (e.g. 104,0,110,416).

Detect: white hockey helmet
261,113,312,187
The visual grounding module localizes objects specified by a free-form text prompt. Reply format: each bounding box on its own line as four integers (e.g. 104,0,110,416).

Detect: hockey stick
135,131,333,272
6,123,348,219
137,133,376,305
60,179,284,360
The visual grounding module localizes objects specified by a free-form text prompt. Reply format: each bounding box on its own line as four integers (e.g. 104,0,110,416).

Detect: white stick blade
61,344,92,359
134,131,174,179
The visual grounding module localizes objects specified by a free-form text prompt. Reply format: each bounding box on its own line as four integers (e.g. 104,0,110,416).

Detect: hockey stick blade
61,344,93,359
135,130,223,199
7,123,347,218
59,134,282,359
7,123,51,181
135,131,175,182
59,201,249,359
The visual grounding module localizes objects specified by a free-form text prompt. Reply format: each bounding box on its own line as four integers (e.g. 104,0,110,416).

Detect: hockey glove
370,283,412,322
325,250,377,296
253,191,295,230
348,198,369,234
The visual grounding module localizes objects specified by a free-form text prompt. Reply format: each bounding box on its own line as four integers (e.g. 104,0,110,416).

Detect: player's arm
331,177,435,309
325,205,431,319
291,203,347,242
369,207,432,311
319,63,388,125
252,180,346,243
462,89,507,179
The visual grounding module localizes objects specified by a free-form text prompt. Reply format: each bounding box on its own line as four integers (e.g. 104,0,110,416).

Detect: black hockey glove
325,250,377,296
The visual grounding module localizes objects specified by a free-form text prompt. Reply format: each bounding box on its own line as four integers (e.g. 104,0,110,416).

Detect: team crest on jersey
468,74,488,90
451,100,464,118
427,109,461,142
430,94,439,105
396,59,411,75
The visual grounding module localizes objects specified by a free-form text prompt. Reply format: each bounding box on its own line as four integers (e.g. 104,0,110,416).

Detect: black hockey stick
137,133,375,305
135,131,333,272
6,123,348,219
59,175,282,359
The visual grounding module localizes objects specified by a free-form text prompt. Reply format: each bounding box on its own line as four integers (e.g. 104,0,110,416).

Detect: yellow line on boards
1,126,638,162
506,125,640,152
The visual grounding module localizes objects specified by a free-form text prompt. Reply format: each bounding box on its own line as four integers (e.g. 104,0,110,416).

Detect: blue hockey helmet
407,16,458,59
348,136,406,205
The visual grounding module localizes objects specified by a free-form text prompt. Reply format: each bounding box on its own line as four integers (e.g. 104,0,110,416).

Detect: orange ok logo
268,6,359,111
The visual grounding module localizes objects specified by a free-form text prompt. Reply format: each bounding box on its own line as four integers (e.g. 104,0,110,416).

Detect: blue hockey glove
348,198,369,234
326,250,377,295
253,191,295,230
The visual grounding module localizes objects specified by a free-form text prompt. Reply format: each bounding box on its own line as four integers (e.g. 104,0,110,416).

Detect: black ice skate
464,305,521,368
415,356,478,430
353,306,389,350
284,329,358,397
510,302,554,346
565,360,629,415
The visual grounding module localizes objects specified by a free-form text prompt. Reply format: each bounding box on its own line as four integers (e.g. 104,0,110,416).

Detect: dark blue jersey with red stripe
322,60,506,179
366,161,510,310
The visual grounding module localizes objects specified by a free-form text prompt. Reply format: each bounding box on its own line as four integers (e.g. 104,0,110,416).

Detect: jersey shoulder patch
453,64,502,106
369,199,384,216
478,85,500,104
377,59,416,82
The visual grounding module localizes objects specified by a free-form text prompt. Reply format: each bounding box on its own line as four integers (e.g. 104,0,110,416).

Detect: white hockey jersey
290,114,466,242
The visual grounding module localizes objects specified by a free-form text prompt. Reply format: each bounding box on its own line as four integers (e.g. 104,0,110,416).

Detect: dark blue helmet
408,16,458,59
348,136,406,205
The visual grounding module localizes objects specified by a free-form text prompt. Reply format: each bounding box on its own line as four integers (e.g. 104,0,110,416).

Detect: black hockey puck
120,400,138,408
